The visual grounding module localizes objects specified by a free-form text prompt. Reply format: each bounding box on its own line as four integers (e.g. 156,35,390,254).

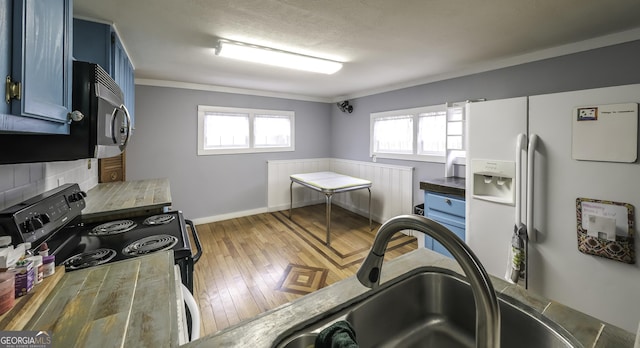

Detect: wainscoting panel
267,158,331,211
267,158,414,223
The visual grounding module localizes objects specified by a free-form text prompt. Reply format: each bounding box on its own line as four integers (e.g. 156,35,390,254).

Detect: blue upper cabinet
0,0,10,119
73,18,135,128
3,0,72,134
112,33,135,128
72,18,110,68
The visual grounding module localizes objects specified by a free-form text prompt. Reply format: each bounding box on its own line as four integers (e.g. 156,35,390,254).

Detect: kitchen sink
273,268,581,348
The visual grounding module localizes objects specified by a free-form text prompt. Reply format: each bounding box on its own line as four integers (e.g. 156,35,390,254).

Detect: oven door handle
185,219,203,264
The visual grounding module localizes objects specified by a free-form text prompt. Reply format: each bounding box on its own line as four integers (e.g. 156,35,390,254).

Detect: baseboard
267,198,325,213
191,207,268,225
192,200,383,226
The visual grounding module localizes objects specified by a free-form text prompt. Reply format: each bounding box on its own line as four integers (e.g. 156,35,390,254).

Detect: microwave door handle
120,104,133,148
110,107,119,144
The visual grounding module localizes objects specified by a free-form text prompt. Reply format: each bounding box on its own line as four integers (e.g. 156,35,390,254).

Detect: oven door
177,219,202,293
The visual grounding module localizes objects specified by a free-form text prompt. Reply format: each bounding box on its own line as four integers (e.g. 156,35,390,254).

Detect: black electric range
0,183,202,292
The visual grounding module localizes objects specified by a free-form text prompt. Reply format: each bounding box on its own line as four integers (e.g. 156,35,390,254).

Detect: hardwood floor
192,204,417,337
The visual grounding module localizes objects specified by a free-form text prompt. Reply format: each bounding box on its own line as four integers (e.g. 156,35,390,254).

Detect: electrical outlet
87,159,92,170
577,107,598,120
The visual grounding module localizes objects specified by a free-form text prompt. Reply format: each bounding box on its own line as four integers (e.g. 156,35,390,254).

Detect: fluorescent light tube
215,40,342,75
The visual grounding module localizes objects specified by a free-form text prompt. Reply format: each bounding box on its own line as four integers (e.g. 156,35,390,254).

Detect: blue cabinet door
73,18,111,68
431,220,466,258
74,19,135,129
112,32,135,128
424,191,466,258
0,0,10,119
7,0,72,134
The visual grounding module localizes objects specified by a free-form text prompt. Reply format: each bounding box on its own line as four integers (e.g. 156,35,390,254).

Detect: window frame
370,104,448,163
197,105,295,155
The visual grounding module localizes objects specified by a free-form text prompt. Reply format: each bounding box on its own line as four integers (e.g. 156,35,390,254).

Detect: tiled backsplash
0,159,98,211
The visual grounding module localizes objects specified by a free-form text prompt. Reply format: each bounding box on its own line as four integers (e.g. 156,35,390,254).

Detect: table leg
325,193,332,246
289,181,294,219
368,187,372,230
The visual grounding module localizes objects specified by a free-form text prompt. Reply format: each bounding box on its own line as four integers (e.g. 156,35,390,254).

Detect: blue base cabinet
423,191,466,258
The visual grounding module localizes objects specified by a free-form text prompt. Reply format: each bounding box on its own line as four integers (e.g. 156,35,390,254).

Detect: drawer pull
445,198,452,205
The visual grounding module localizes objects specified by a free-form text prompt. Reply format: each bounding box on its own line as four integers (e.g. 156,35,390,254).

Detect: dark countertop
184,248,635,348
420,176,466,198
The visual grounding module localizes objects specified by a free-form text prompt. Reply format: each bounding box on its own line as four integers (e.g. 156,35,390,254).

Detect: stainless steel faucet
356,214,501,348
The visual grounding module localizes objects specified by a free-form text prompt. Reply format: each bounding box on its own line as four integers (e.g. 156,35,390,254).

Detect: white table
289,171,372,246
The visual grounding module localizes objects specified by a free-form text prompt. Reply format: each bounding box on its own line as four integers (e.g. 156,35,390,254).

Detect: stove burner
122,234,179,257
143,214,176,226
89,220,137,236
62,248,117,270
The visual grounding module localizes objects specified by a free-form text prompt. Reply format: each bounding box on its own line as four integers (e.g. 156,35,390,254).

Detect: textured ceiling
73,0,640,101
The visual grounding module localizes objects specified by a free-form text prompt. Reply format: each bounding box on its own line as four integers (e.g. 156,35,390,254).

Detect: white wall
0,159,98,211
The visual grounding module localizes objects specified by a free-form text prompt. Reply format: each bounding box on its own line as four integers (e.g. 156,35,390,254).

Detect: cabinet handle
445,198,452,205
5,76,21,103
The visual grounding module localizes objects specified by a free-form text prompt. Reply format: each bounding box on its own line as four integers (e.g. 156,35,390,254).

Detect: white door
528,84,640,332
465,97,527,277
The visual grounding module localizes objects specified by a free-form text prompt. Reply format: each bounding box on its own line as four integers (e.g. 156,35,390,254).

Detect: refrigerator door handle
527,134,539,242
515,133,527,226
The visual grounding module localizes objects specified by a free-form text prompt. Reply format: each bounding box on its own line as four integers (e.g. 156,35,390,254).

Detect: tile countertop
420,176,466,198
24,251,182,347
82,178,172,221
185,248,635,348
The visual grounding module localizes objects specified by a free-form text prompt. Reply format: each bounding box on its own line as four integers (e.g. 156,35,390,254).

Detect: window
371,104,445,162
370,103,466,163
372,114,414,154
445,102,466,162
198,106,294,155
418,110,447,156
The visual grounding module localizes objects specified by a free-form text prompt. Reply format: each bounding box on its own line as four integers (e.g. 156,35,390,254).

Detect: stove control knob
21,217,42,232
68,192,87,203
21,220,34,233
31,217,44,229
39,213,51,224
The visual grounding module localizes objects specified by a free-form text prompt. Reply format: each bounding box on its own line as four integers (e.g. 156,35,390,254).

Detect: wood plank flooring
192,204,417,337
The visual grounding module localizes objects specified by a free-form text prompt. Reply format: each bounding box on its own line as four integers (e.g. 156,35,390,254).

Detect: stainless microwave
72,61,132,159
0,61,131,164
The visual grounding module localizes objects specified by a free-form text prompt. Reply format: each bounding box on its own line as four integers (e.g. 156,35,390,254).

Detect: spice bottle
42,255,55,278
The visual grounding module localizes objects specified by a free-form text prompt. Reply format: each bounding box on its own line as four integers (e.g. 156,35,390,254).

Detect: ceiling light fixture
214,39,342,75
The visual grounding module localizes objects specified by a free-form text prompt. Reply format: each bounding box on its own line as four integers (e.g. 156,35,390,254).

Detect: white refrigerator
465,84,640,332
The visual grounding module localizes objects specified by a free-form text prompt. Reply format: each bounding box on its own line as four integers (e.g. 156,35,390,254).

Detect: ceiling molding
135,79,333,103
333,27,640,102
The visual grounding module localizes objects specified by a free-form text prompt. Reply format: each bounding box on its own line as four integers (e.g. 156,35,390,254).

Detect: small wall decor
571,103,638,163
576,198,635,264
